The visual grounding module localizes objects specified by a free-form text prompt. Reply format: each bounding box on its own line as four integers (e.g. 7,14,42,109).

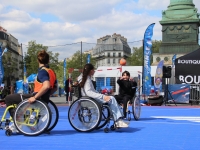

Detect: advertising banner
154,60,164,93
0,47,4,85
63,58,66,86
143,23,155,95
87,54,90,64
175,48,200,84
168,84,190,103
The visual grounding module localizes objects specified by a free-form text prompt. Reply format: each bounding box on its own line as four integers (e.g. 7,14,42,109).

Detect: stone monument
152,0,200,65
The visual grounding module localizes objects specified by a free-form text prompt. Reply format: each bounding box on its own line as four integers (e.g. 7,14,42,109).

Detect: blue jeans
95,96,123,121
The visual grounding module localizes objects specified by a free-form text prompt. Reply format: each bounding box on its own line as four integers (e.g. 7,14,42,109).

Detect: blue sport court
0,105,199,150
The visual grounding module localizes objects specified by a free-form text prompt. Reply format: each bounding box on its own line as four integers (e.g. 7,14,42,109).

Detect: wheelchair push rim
132,96,141,120
68,98,101,132
14,100,52,136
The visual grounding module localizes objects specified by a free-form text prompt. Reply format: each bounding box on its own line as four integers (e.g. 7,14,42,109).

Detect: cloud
0,0,199,61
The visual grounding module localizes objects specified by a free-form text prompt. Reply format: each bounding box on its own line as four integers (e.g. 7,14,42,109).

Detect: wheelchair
126,95,141,121
68,96,117,133
0,99,59,136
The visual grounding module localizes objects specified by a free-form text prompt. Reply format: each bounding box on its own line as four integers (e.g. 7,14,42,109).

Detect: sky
0,0,200,61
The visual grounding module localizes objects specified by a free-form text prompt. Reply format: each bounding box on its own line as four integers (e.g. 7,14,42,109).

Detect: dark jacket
117,79,137,97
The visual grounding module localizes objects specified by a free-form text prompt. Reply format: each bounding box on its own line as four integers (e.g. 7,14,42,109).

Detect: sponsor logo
178,59,200,64
179,75,200,84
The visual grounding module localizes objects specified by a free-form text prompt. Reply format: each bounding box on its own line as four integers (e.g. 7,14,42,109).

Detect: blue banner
143,23,155,95
24,63,27,82
168,84,190,103
63,58,67,86
0,47,4,85
87,54,90,63
154,60,164,93
172,54,176,68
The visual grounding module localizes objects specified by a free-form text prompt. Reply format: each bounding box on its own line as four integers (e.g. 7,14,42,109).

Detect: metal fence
190,84,200,104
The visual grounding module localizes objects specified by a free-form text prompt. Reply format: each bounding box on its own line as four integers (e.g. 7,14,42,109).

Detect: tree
24,41,59,76
66,51,96,81
2,52,19,86
127,40,162,66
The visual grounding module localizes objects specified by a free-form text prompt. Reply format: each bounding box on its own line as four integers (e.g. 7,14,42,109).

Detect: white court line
151,116,200,123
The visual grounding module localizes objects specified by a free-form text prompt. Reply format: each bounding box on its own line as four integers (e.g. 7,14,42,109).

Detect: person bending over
5,50,58,133
115,71,137,119
80,63,129,128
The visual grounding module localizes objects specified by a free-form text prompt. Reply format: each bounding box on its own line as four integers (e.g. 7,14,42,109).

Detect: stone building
152,0,200,66
0,26,23,86
92,33,131,67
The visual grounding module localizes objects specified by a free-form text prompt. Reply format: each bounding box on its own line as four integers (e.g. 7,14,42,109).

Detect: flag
154,60,164,93
63,58,67,86
0,47,4,85
172,54,176,68
142,23,155,95
1,48,7,56
24,63,27,83
87,54,90,64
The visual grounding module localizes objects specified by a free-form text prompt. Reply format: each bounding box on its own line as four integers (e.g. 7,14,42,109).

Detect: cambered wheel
132,96,141,120
46,100,59,132
14,100,52,136
68,98,102,132
96,105,110,130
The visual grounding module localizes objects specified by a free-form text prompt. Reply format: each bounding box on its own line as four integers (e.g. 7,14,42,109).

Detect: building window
113,59,115,64
118,53,121,57
113,53,115,57
107,59,110,64
108,53,110,57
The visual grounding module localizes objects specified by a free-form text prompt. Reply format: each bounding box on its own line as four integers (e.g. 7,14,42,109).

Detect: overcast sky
0,0,200,61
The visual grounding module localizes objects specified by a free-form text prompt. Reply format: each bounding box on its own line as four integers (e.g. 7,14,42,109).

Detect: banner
87,54,91,63
143,23,155,95
24,63,27,83
172,54,176,68
154,60,164,93
175,48,200,84
63,58,67,86
0,47,4,85
168,84,190,103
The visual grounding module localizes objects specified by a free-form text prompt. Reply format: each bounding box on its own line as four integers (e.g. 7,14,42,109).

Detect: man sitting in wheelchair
4,50,58,133
115,71,137,119
79,64,129,128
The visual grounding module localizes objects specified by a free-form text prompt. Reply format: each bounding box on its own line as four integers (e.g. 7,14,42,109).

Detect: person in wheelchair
4,50,58,133
79,63,129,128
115,71,137,119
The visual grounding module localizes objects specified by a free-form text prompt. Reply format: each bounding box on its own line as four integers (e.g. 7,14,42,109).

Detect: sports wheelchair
68,96,114,133
68,95,141,133
0,99,59,136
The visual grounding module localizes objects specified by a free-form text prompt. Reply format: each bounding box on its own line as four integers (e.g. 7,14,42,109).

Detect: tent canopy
175,47,200,84
27,74,37,83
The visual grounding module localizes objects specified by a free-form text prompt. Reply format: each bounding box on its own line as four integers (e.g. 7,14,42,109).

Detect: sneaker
9,123,19,133
115,119,129,128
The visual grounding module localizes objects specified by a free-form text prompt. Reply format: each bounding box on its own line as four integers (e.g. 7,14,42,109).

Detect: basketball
119,58,126,66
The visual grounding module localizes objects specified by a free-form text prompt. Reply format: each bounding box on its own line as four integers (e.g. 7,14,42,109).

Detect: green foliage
2,52,19,84
127,40,162,66
24,41,59,76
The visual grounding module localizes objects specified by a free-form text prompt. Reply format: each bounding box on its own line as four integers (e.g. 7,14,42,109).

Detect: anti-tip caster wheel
110,125,116,131
5,129,12,136
104,127,109,133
